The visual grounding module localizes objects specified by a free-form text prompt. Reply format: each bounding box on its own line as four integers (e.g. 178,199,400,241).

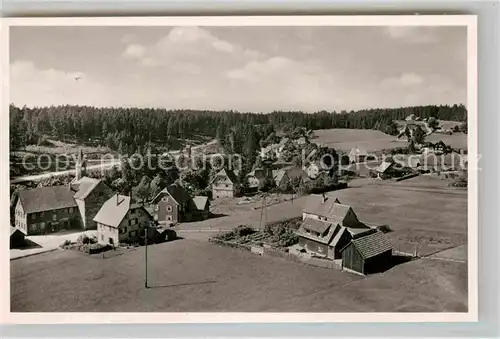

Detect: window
154,205,159,211
167,205,173,212
101,234,104,241
129,230,137,238
32,223,38,231
40,222,45,230
31,214,35,220
318,246,324,253
52,213,57,221
119,227,127,235
167,216,172,221
69,207,74,214
40,211,44,218
162,196,168,202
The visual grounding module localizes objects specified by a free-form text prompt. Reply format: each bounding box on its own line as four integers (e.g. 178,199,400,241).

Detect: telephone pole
144,221,151,289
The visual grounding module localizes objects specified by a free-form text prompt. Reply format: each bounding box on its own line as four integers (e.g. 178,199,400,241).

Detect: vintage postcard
1,15,477,323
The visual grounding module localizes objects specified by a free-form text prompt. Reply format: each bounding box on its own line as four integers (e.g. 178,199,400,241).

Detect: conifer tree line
9,103,467,152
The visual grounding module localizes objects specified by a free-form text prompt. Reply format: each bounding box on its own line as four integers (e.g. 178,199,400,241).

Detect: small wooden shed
10,227,25,249
340,230,393,275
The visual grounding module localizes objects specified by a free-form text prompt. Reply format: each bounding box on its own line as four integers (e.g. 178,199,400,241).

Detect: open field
425,132,468,150
11,238,466,312
312,128,467,152
313,128,401,152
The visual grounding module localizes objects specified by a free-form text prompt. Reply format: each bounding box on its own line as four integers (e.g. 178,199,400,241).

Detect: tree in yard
427,117,439,130
459,122,467,134
408,139,417,154
412,125,426,145
136,175,151,203
149,173,166,198
121,158,135,195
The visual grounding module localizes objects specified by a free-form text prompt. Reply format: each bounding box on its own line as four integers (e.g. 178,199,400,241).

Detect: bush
61,239,72,247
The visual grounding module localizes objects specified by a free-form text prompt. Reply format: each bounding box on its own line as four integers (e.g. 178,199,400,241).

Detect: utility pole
144,221,149,289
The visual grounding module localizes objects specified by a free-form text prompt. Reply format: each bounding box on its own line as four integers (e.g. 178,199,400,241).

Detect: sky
10,25,467,112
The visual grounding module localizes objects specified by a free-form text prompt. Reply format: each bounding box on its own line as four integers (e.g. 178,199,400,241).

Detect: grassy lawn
312,128,467,152
313,128,401,152
11,239,467,312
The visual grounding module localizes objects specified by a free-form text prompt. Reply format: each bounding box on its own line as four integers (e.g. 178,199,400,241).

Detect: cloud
384,27,438,43
381,72,425,87
10,61,122,107
122,26,264,74
123,43,147,59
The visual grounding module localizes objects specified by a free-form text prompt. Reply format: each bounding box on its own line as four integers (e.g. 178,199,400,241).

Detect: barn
10,227,25,249
340,230,393,275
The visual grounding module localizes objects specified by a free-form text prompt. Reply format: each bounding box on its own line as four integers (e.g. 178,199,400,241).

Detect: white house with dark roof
296,194,372,259
210,168,240,198
94,194,153,246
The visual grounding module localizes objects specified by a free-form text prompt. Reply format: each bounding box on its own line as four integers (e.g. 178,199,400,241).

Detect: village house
374,161,401,180
94,194,153,246
295,136,309,146
296,194,372,259
211,168,240,198
348,146,369,164
340,230,393,275
151,182,210,225
13,149,114,235
246,168,270,191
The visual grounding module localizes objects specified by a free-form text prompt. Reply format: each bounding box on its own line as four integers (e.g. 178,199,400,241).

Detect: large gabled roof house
374,161,401,180
94,194,153,246
246,168,269,191
151,182,210,225
210,168,240,199
13,150,114,236
296,194,372,259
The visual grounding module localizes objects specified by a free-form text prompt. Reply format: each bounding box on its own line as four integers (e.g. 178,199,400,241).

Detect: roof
375,161,394,173
303,194,349,222
192,196,209,211
93,194,147,227
151,183,192,205
10,226,23,236
18,185,78,214
296,222,348,246
210,168,239,185
419,152,465,169
273,168,288,185
247,168,266,179
72,177,101,200
342,231,393,259
301,217,332,234
278,137,291,148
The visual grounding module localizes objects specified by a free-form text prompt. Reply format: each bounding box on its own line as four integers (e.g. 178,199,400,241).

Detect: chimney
116,193,119,206
322,192,327,203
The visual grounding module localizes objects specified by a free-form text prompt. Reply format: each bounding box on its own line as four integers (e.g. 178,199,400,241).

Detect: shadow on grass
16,239,42,250
368,254,414,275
207,213,228,220
148,280,217,289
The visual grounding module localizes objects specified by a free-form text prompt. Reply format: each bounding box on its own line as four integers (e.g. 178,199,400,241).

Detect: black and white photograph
3,16,477,322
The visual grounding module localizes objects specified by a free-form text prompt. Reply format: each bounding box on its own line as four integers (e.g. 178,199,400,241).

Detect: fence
209,237,341,270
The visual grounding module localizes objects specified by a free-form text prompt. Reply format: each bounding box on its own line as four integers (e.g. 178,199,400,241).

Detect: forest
9,103,467,155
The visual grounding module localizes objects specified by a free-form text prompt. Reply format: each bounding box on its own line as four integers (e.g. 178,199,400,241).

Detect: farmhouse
15,185,82,235
246,168,269,191
374,161,400,180
348,146,369,163
94,194,153,246
340,230,393,275
307,162,324,179
151,183,210,224
296,194,372,259
14,175,114,236
211,168,240,198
